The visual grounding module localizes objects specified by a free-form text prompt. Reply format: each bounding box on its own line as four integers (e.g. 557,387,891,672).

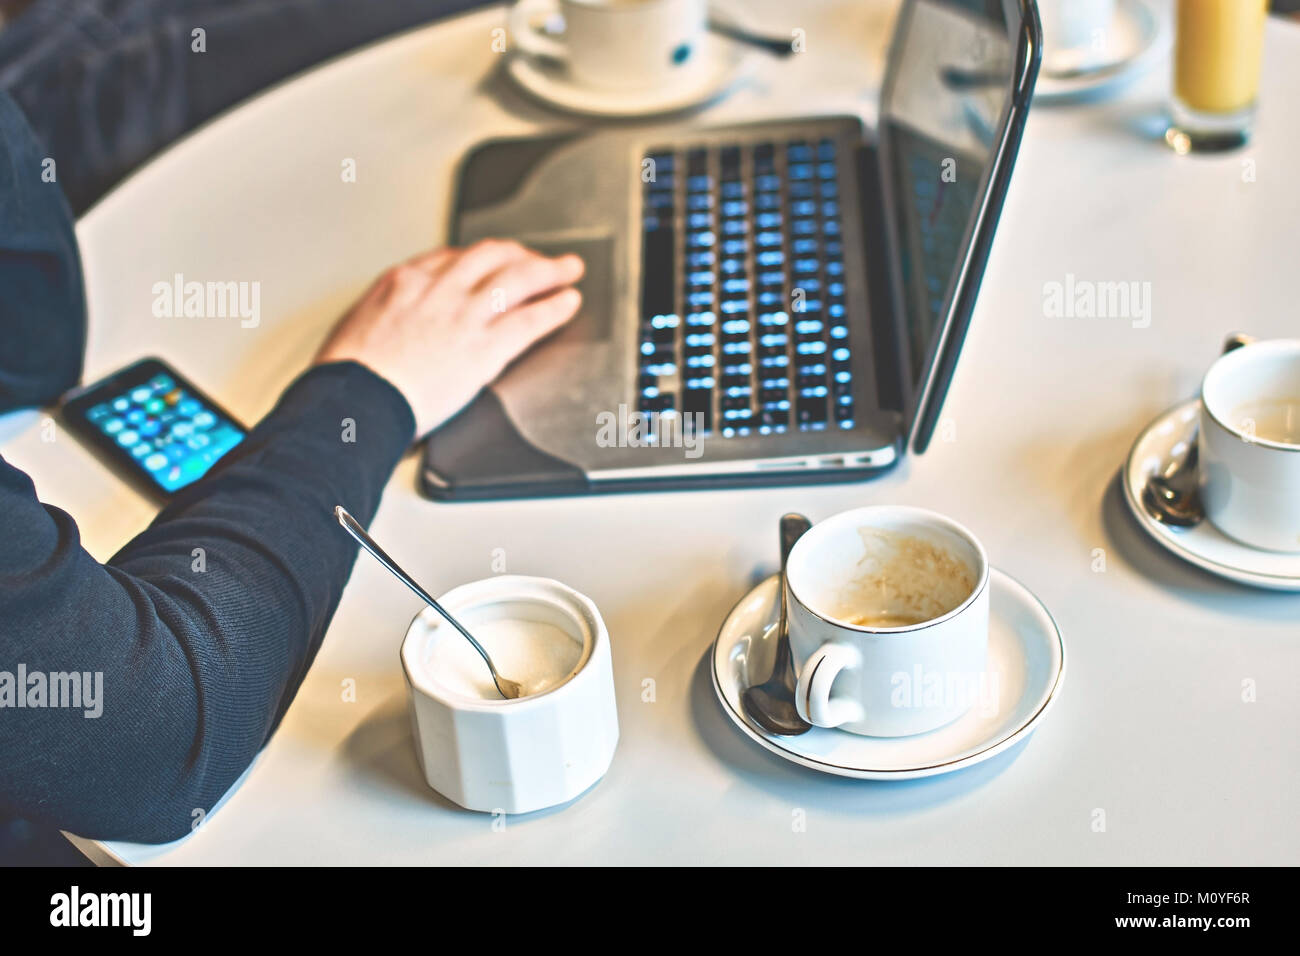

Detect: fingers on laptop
404,246,457,276
468,251,584,321
495,287,583,350
437,238,533,294
370,241,583,336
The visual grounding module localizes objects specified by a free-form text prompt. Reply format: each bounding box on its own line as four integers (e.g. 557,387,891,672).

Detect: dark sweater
0,90,415,843
0,0,485,215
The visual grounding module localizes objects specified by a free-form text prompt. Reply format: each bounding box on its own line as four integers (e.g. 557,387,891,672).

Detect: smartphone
59,357,247,499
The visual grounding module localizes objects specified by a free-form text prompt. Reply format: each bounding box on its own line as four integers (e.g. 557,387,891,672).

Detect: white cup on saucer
785,506,991,738
1038,0,1116,64
401,575,619,814
508,0,708,92
1198,339,1300,553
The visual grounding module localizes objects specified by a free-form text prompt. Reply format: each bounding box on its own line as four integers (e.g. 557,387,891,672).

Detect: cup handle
508,0,570,63
795,643,865,729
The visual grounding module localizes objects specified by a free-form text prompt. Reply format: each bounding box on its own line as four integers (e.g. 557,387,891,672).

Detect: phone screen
64,359,246,496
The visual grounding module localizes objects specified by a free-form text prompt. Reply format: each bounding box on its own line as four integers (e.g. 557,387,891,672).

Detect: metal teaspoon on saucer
741,512,813,736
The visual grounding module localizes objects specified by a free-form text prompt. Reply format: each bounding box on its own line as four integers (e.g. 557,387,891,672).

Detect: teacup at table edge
508,0,708,92
1198,338,1300,553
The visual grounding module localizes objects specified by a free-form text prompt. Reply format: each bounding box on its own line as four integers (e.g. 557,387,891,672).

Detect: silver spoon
1142,439,1203,528
333,506,524,700
708,17,796,58
1139,333,1257,529
741,512,813,736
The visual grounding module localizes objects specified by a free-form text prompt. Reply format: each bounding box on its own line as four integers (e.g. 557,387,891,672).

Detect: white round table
4,0,1297,865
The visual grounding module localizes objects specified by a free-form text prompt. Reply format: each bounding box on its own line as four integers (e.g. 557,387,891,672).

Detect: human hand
315,240,584,437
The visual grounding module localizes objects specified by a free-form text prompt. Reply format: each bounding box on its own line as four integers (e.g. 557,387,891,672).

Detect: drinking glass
1167,0,1268,153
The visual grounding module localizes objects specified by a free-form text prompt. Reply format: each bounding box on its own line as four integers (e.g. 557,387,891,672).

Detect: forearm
0,361,413,843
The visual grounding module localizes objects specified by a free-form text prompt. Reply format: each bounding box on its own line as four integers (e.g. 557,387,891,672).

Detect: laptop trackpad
512,234,615,344
491,233,625,469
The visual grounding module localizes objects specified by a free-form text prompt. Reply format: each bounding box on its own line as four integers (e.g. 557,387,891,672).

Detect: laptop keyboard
638,138,855,438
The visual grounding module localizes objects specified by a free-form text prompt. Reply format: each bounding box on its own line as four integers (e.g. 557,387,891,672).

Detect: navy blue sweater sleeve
0,360,414,843
0,81,416,844
0,89,85,407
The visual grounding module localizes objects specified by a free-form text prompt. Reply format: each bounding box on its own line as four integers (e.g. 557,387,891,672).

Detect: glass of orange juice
1167,0,1268,153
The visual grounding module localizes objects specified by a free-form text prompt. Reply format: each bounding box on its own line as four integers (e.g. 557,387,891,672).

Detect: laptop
420,0,1041,500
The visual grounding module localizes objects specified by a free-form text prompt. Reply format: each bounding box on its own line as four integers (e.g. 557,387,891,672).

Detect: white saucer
506,32,756,118
710,569,1066,780
1035,0,1170,104
1122,400,1300,591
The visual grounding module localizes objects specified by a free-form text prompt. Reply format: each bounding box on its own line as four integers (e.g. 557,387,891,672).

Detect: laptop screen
878,0,1032,417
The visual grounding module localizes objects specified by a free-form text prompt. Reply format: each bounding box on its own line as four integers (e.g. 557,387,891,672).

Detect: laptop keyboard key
639,134,853,440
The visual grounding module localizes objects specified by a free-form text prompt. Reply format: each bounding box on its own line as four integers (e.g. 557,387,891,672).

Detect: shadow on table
1101,471,1300,619
688,649,1030,814
0,815,93,867
1012,401,1298,617
340,691,602,824
1097,95,1175,146
475,60,565,127
342,695,459,812
1047,89,1181,147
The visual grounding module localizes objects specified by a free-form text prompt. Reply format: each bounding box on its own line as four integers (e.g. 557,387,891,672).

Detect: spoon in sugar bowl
333,506,524,700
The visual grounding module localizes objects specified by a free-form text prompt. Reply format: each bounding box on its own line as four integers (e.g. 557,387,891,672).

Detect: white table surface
4,0,1296,865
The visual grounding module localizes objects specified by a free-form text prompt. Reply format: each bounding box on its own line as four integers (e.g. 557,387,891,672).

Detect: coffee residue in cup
1232,397,1300,446
846,610,932,628
835,529,976,628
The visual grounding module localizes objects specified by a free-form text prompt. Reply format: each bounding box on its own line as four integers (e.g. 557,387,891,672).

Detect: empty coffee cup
508,0,707,92
1198,338,1300,553
785,506,990,737
401,575,619,813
